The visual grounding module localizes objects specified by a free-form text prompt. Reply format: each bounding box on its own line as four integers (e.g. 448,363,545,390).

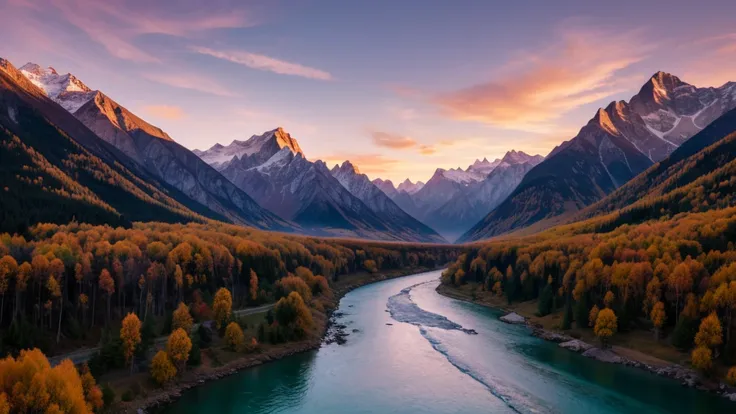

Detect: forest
442,199,736,380
0,220,458,356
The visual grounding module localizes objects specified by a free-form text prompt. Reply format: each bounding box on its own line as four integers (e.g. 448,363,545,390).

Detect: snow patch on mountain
19,63,95,113
194,127,304,170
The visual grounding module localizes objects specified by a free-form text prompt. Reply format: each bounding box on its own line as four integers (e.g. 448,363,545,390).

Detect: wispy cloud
142,105,185,120
143,72,236,97
191,46,333,80
7,0,253,62
431,26,651,131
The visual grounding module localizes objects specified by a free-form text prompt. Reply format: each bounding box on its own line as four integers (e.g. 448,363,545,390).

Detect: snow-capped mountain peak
19,62,95,113
194,127,305,171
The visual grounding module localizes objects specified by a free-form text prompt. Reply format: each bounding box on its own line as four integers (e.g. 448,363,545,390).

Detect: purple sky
1,0,735,182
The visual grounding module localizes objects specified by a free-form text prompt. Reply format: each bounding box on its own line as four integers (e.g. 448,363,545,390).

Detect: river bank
117,265,444,413
436,284,736,402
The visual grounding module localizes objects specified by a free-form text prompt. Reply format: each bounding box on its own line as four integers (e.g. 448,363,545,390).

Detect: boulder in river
559,339,593,353
499,312,526,324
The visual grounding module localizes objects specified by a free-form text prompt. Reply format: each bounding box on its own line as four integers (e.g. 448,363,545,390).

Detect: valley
2,3,736,413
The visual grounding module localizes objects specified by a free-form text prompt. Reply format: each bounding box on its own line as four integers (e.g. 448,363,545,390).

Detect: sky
1,0,736,183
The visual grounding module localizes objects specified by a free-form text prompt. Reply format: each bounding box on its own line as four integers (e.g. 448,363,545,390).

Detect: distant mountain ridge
459,72,736,243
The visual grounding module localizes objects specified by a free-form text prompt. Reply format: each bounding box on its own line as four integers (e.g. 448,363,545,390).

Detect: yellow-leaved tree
594,308,617,347
692,346,713,372
225,322,245,351
150,351,177,385
120,313,142,373
0,348,102,413
172,302,193,333
274,291,313,338
167,328,192,372
650,301,666,340
691,312,722,373
213,288,233,329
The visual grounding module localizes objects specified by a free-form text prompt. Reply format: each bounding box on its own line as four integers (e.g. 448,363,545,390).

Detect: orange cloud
191,47,333,81
143,72,237,97
432,27,650,131
143,105,185,120
371,131,417,149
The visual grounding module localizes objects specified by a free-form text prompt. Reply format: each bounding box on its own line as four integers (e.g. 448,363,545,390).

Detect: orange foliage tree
166,328,192,372
121,312,142,373
150,351,177,385
172,302,193,333
225,322,245,351
212,288,233,330
0,348,102,413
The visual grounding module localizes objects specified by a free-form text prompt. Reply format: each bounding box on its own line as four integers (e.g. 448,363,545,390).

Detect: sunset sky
1,0,735,183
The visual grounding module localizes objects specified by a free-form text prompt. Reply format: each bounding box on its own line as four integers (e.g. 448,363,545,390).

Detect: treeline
443,203,736,377
0,220,458,355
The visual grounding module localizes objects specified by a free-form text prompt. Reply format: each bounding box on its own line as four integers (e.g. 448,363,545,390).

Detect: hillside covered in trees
441,108,736,381
0,220,458,357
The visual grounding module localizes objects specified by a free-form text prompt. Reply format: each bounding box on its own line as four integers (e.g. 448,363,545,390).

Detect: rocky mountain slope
331,161,445,243
0,58,225,233
18,61,291,231
459,72,736,242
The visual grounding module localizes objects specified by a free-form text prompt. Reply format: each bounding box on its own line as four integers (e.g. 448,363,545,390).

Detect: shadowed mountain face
199,130,445,242
422,152,544,241
17,61,292,232
370,152,542,242
0,58,228,233
459,72,736,243
578,106,736,224
331,161,446,243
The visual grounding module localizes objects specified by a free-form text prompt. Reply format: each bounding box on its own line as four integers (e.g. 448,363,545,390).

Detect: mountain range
372,151,543,241
5,58,734,247
458,72,736,242
16,62,290,231
195,129,446,242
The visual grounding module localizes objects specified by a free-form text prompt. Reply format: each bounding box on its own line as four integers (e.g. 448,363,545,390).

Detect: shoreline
435,284,736,402
124,266,444,413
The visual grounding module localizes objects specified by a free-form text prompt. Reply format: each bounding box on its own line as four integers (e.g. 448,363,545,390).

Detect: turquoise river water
162,270,736,413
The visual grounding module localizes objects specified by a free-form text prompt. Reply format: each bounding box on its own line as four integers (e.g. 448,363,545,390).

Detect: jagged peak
591,107,619,136
343,160,360,174
331,160,361,175
375,178,395,187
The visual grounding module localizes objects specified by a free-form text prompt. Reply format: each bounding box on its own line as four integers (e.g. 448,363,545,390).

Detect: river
162,270,736,413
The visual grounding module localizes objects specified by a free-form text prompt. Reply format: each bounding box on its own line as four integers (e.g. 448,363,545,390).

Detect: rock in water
499,312,526,324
